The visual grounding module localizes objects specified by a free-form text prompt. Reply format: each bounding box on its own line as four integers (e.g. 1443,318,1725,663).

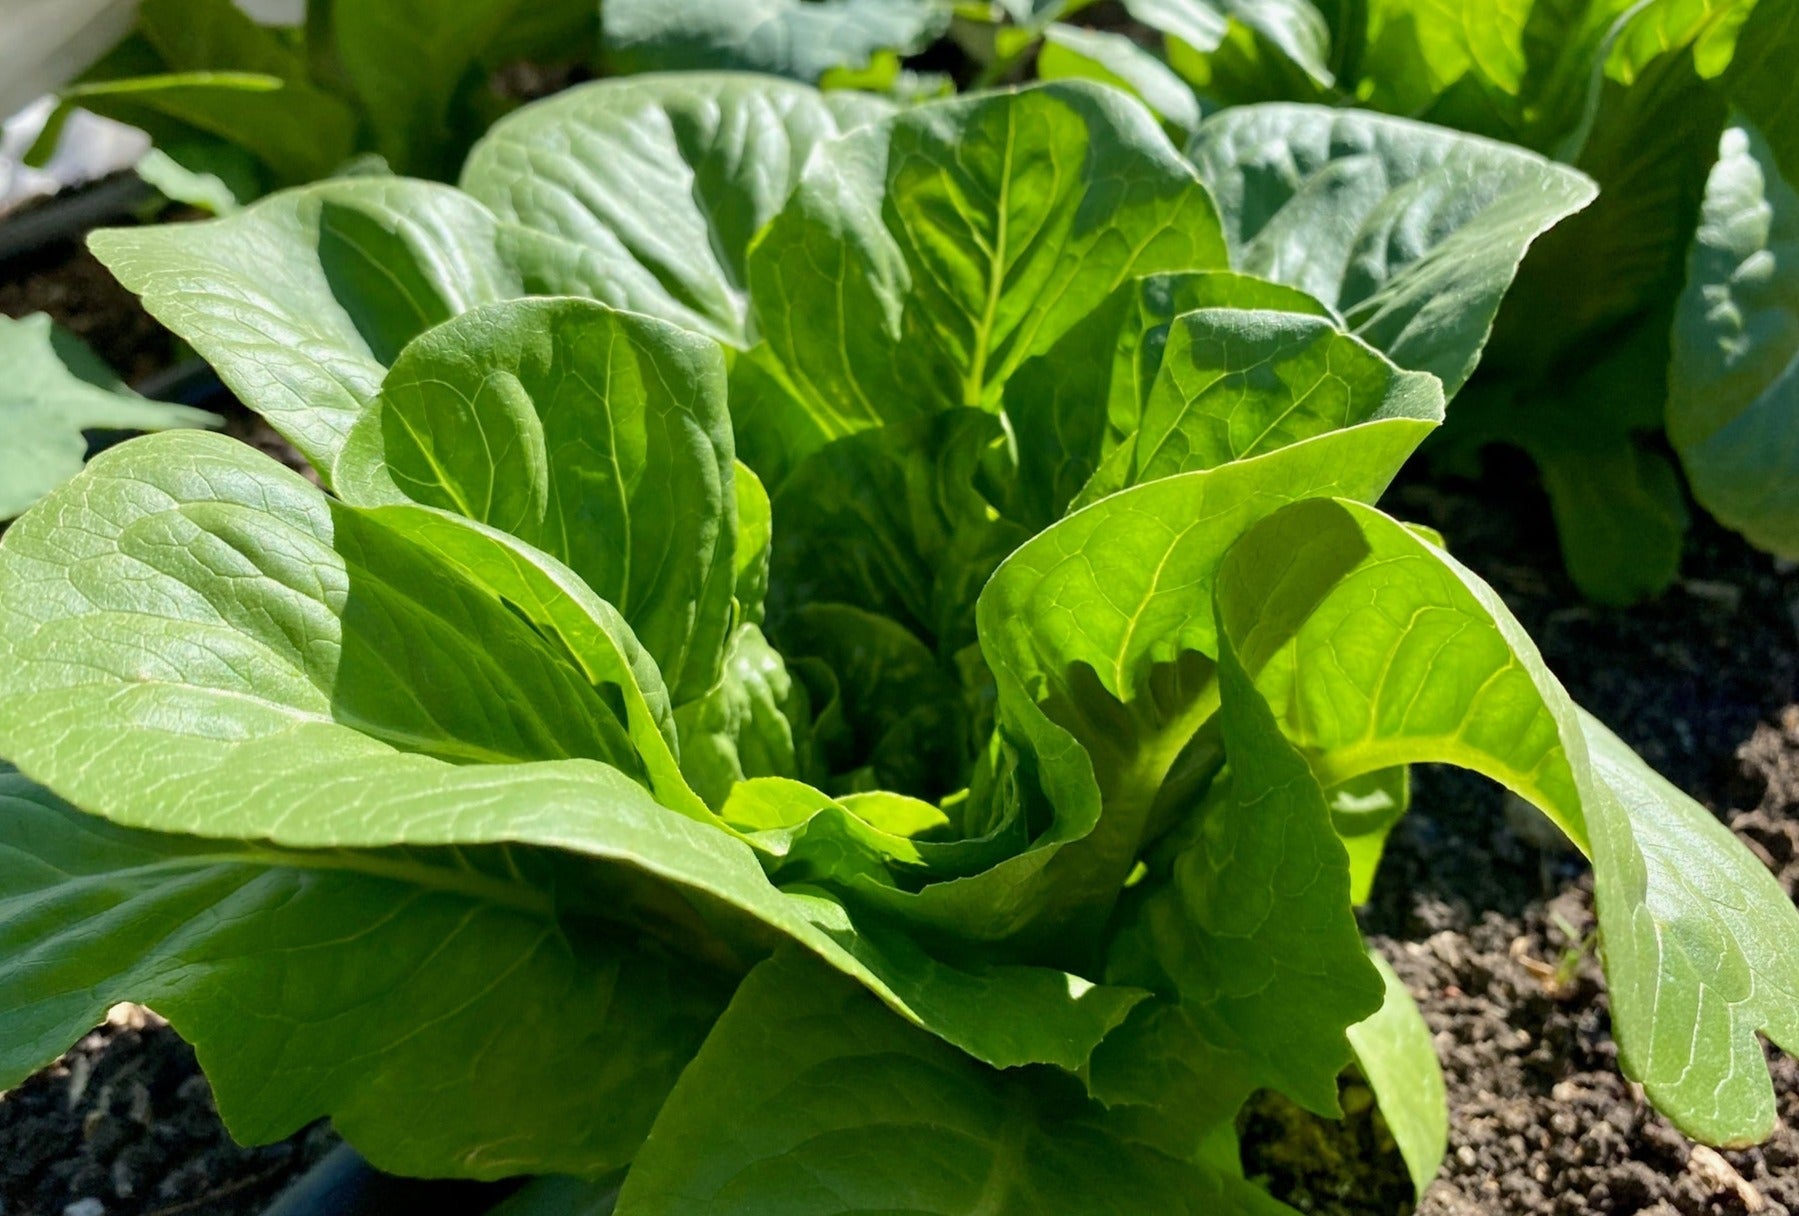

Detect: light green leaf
733,461,773,625
1329,767,1411,905
1187,104,1597,393
346,501,705,819
1214,497,1799,1146
461,75,892,348
747,81,1227,455
1079,307,1444,502
1124,0,1334,88
44,0,358,185
1038,24,1203,135
343,297,738,704
1347,948,1448,1195
1003,270,1332,528
614,950,1296,1216
601,0,951,82
1669,118,1799,558
0,313,220,520
0,769,724,1180
89,178,519,481
0,432,1141,1078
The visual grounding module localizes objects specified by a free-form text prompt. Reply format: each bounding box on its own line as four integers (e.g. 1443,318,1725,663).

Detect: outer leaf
0,432,1140,1078
89,179,519,480
614,950,1295,1216
344,298,738,704
746,81,1227,457
0,770,724,1180
1187,104,1597,392
1347,948,1449,1196
1669,118,1799,558
1124,0,1334,89
601,0,951,83
460,75,892,348
1215,498,1799,1145
0,313,219,520
53,0,358,185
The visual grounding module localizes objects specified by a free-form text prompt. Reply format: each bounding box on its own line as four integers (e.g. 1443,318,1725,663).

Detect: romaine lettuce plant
2,76,1796,1212
1083,0,1799,604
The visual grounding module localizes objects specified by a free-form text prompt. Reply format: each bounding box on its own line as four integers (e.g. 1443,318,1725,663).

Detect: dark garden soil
7,204,1799,1213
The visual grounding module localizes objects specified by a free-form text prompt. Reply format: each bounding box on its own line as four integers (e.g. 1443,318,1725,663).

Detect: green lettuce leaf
613,949,1296,1216
89,178,519,480
1669,117,1799,559
0,313,220,521
1187,104,1597,393
600,0,951,82
1347,949,1448,1195
340,297,738,704
745,81,1227,465
1214,497,1799,1145
0,432,1142,1090
460,75,892,348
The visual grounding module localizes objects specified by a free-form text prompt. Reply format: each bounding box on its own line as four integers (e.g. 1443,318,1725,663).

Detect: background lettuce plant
2,76,1796,1211
1069,0,1799,604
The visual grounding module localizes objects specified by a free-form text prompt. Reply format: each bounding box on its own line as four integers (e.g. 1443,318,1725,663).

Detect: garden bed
3,202,1797,1216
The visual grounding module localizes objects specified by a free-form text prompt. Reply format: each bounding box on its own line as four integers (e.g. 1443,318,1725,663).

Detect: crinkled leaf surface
1090,643,1382,1149
1215,497,1799,1145
89,178,519,481
0,313,219,520
461,75,892,347
1669,118,1799,559
613,949,1295,1216
0,769,723,1180
745,81,1227,461
601,0,950,82
1187,104,1597,392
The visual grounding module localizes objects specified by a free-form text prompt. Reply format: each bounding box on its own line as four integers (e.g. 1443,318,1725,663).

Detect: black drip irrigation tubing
260,1145,522,1216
